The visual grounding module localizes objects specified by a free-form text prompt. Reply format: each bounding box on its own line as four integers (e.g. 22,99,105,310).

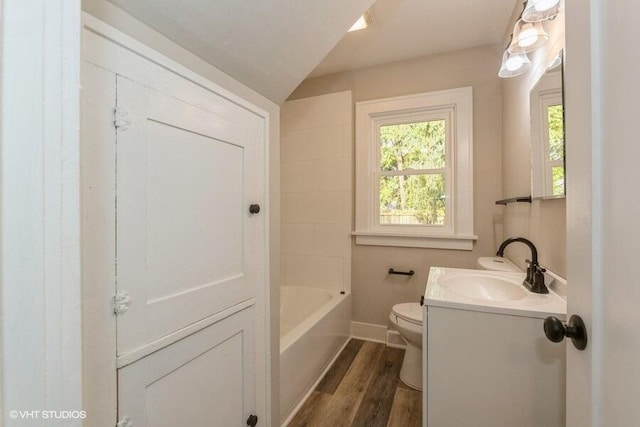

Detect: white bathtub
279,286,351,424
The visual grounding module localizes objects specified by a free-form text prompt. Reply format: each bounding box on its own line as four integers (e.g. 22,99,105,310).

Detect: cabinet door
118,308,255,427
115,74,264,355
427,307,565,427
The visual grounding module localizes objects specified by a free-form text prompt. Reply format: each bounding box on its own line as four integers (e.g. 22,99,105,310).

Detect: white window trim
531,69,564,198
353,87,476,250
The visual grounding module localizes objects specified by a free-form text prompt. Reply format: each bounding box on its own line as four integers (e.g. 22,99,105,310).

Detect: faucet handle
530,265,550,294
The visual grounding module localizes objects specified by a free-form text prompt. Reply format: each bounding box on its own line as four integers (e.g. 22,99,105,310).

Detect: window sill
352,231,477,250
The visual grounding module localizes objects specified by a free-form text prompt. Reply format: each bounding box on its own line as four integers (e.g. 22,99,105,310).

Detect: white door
565,1,640,426
115,74,264,355
118,307,255,427
114,66,264,425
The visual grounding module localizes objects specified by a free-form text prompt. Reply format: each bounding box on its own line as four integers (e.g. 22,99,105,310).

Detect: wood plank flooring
288,339,422,427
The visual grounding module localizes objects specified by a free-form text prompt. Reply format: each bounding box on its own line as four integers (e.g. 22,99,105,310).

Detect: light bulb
518,24,539,47
499,51,531,78
506,55,524,71
535,0,560,12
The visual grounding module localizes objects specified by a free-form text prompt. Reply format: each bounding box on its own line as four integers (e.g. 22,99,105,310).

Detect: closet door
115,74,264,355
117,307,255,427
112,67,264,425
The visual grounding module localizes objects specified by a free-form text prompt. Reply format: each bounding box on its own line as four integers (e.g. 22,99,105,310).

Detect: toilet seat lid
392,303,423,325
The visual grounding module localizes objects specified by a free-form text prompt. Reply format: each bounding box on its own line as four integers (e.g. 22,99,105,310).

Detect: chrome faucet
496,237,549,294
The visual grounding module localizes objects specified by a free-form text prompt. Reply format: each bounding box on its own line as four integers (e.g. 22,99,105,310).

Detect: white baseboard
351,321,387,343
386,329,407,349
350,321,407,349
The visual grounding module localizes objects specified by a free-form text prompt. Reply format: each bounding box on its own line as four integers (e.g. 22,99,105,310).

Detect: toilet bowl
389,302,423,390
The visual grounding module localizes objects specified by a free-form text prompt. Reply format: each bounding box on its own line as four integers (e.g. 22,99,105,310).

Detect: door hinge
116,416,133,427
114,107,133,131
114,290,132,315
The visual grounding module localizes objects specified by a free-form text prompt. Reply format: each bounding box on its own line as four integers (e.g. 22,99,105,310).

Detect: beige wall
500,10,567,278
290,45,504,326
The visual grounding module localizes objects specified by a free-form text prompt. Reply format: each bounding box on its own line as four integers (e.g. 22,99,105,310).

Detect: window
530,68,565,198
542,98,565,196
354,87,476,250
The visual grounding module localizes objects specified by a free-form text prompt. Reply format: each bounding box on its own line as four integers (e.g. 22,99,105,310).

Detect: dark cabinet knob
249,204,261,214
247,414,258,426
543,315,588,350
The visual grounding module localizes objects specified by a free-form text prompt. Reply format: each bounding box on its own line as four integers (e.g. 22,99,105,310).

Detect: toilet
389,302,423,390
390,257,521,391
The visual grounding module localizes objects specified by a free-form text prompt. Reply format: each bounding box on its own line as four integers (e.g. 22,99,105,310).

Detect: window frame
373,110,453,233
540,95,564,196
354,87,476,250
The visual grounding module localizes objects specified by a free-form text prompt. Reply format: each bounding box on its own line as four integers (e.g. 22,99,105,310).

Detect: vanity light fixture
498,50,532,78
348,11,372,32
499,0,558,78
508,19,549,54
522,0,561,22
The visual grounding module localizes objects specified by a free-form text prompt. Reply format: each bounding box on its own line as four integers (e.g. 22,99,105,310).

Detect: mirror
530,51,565,198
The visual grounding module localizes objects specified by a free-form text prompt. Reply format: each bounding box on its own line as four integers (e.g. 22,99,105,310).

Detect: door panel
118,308,255,427
144,120,244,303
116,74,264,356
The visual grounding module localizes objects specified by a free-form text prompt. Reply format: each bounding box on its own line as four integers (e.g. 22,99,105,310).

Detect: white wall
280,91,353,293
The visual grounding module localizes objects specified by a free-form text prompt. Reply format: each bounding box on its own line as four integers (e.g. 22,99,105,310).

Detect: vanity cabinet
423,305,566,427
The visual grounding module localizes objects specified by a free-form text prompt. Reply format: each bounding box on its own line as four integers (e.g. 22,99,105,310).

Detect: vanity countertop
424,267,567,320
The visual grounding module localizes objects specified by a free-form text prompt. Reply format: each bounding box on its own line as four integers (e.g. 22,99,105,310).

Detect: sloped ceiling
107,0,375,104
310,0,517,78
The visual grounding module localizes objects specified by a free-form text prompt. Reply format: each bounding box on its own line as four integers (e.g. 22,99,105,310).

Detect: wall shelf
495,195,532,205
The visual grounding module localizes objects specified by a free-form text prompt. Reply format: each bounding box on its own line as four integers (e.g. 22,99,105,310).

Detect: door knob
249,204,261,214
247,414,258,426
543,315,588,350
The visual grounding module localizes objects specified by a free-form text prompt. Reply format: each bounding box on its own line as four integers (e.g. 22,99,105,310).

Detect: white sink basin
424,267,567,319
438,272,528,301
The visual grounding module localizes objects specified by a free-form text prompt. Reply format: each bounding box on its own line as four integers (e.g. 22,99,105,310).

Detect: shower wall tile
283,192,316,224
314,158,349,191
282,161,314,193
281,91,353,292
283,254,344,290
312,191,346,224
313,224,351,258
313,126,347,160
282,224,314,255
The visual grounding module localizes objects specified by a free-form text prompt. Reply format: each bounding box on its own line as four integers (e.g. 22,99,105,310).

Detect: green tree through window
379,121,446,225
547,104,565,195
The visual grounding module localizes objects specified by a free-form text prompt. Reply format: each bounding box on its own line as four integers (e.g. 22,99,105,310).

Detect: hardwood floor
288,339,422,427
